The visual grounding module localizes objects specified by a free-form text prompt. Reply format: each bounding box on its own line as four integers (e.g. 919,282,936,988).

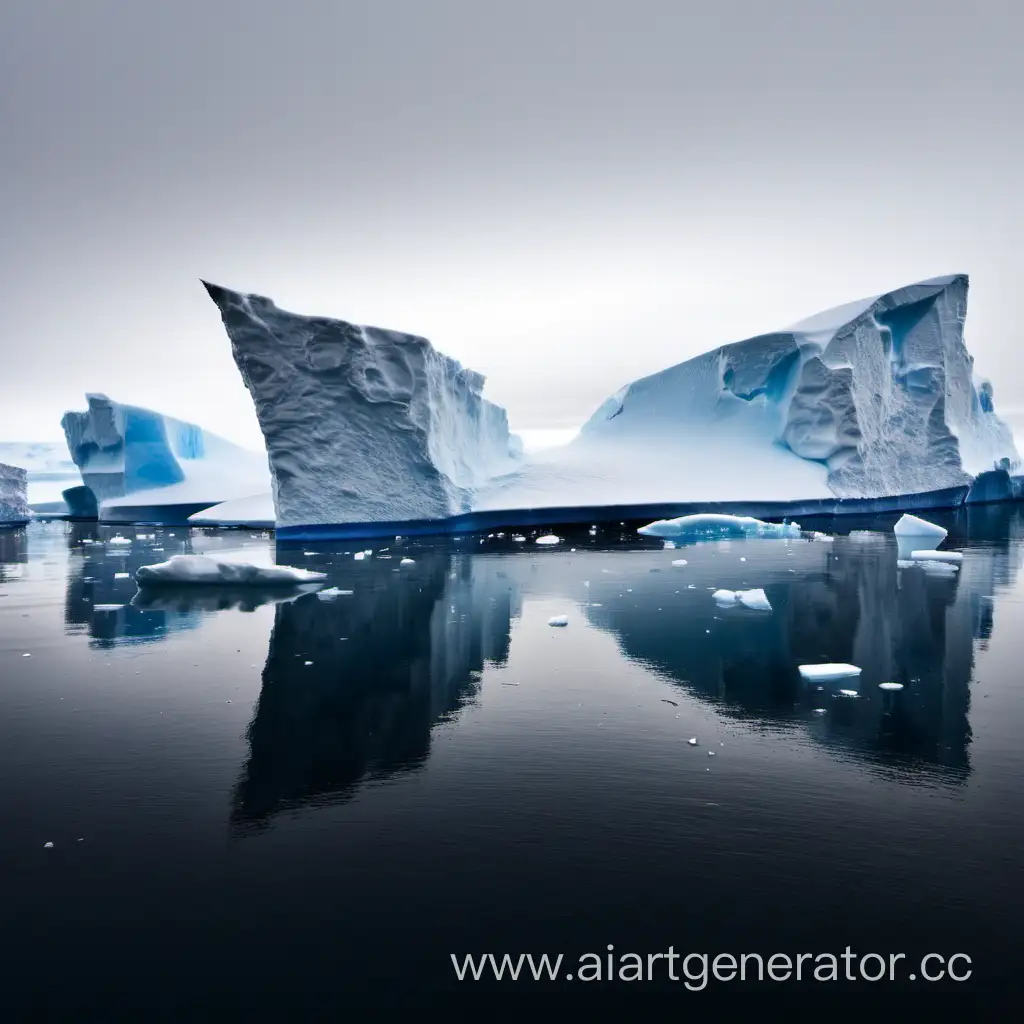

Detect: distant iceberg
0,461,31,526
638,513,801,541
0,441,82,510
202,274,1018,537
61,393,270,524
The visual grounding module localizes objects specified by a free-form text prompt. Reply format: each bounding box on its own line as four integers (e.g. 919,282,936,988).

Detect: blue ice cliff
61,393,269,517
0,462,31,526
202,274,1018,531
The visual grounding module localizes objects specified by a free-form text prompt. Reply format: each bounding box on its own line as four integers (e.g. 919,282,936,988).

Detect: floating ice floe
712,588,772,611
879,682,904,691
548,615,569,627
894,513,947,558
798,663,862,682
837,689,860,698
316,588,354,600
671,559,688,567
535,535,561,545
638,513,801,541
910,550,962,563
512,535,526,543
107,536,132,545
113,572,130,579
688,737,698,746
399,558,416,566
353,551,366,560
135,554,327,587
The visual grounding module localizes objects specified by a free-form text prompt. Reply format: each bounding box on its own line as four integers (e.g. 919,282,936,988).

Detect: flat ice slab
894,513,947,542
798,663,862,682
135,554,327,586
638,513,801,541
910,549,962,562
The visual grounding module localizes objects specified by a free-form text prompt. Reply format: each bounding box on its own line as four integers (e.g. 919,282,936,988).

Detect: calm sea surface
1,511,1022,1015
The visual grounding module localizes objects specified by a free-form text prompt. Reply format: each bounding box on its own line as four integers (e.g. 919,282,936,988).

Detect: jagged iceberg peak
201,281,522,528
575,274,1018,498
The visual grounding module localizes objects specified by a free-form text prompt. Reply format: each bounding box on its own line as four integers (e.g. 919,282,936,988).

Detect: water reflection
130,584,321,614
230,550,520,835
0,527,28,582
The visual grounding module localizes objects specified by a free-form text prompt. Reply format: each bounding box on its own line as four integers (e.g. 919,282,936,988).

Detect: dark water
2,510,1023,1015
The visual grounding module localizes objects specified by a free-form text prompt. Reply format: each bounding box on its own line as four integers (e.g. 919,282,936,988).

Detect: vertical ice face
202,282,521,528
0,462,31,524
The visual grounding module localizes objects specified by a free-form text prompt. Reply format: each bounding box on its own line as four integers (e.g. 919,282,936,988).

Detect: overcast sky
2,0,1023,450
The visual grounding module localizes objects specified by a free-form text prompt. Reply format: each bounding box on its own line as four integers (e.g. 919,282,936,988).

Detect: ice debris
548,615,569,627
535,535,561,545
671,559,688,567
879,682,904,691
399,558,416,566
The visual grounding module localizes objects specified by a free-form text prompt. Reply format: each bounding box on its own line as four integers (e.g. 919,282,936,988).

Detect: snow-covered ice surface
202,281,521,529
639,513,802,541
135,553,327,586
0,462,31,524
61,393,270,514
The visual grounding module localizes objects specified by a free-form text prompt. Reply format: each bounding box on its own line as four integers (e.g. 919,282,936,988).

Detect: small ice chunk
837,689,859,698
399,558,416,566
512,535,526,543
535,535,561,545
879,682,904,691
910,550,962,563
894,513,947,542
708,750,715,757
44,841,53,848
798,663,862,682
548,615,569,627
107,536,132,545
136,554,327,586
22,652,31,658
114,572,130,579
316,588,354,600
671,559,688,567
93,604,125,612
713,588,771,611
688,737,698,746
353,551,366,560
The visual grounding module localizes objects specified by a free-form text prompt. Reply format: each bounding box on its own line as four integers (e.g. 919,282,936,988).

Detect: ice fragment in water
548,615,569,627
638,513,801,541
135,554,326,586
671,559,688,567
399,558,416,566
688,737,698,746
798,663,862,681
910,550,962,562
713,588,772,611
879,682,904,691
535,534,561,545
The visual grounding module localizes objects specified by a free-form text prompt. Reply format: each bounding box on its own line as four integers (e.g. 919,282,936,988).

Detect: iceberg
189,492,276,528
0,461,31,526
205,274,1018,537
135,554,327,586
201,281,521,530
0,442,82,510
61,393,270,524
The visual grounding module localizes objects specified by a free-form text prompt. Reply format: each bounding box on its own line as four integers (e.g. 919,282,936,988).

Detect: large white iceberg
0,461,31,525
204,274,1018,535
61,393,270,522
201,281,521,529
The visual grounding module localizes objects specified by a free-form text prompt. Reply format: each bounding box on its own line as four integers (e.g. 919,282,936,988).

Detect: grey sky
2,0,1023,450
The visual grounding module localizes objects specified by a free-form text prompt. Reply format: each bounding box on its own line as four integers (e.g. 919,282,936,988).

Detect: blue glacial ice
638,513,801,541
61,393,269,519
